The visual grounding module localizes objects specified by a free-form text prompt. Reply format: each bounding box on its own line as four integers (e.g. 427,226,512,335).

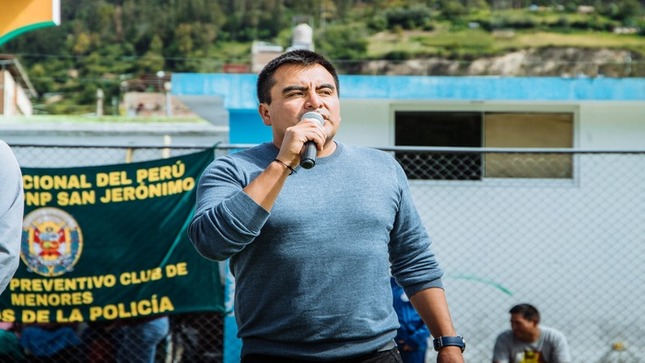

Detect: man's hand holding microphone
276,111,327,172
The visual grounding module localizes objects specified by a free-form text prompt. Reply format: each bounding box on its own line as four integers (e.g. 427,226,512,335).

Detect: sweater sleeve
0,140,24,295
187,156,270,261
387,158,444,297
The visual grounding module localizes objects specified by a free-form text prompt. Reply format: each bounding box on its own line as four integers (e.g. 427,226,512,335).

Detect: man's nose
304,91,323,110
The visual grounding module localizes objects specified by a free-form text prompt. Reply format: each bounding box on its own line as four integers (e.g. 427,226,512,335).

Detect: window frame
390,101,580,184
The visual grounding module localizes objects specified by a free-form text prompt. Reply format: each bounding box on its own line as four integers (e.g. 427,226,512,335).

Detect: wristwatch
433,336,466,352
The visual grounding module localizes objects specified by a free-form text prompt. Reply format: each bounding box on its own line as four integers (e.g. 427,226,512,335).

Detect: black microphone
299,112,325,169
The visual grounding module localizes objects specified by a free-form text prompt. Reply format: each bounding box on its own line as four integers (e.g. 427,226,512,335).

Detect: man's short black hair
256,49,339,105
509,303,541,323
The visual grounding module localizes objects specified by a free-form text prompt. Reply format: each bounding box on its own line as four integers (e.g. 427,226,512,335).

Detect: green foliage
368,13,389,32
383,50,412,61
382,4,433,30
317,23,369,60
415,28,497,57
0,0,642,114
136,36,165,75
439,0,469,20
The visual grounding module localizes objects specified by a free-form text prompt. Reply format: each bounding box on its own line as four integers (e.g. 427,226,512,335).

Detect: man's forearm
410,287,465,362
409,287,457,337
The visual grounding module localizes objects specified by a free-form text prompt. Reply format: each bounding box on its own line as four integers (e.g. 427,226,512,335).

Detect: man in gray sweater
0,140,23,295
188,50,464,362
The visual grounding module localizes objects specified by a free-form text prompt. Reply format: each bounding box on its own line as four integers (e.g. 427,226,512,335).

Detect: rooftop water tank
293,23,313,45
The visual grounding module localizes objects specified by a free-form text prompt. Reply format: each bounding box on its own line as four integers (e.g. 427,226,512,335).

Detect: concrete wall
339,99,645,149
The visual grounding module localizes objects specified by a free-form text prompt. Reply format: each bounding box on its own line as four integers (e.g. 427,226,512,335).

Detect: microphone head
301,112,325,126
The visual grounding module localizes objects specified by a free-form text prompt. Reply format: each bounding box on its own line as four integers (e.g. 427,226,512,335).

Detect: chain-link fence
4,144,644,363
391,147,645,363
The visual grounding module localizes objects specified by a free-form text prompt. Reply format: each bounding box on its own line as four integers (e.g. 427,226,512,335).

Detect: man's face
510,313,539,342
258,63,341,148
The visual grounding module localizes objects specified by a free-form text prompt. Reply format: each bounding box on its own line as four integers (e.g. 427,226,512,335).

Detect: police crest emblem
21,207,83,277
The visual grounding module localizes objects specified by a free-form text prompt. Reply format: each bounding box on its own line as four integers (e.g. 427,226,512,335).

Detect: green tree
317,23,368,60
175,24,195,55
136,36,165,75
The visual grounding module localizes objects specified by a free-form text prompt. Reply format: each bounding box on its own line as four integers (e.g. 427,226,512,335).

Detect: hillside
357,47,640,77
1,0,643,114
348,26,644,77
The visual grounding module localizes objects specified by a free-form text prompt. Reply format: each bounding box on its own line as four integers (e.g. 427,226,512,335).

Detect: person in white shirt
0,140,23,295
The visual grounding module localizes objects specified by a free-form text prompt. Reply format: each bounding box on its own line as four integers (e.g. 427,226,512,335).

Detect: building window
395,111,573,180
395,112,482,180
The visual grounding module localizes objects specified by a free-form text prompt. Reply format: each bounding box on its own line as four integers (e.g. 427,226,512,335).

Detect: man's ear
258,104,271,126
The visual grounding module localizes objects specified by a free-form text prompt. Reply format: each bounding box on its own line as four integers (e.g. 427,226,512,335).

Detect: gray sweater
0,140,23,295
188,142,444,360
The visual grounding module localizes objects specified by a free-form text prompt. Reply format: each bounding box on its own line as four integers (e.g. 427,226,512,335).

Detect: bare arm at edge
410,287,465,363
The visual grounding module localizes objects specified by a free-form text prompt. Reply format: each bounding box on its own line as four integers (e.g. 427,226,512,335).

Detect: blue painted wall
229,109,271,144
174,74,645,107
338,75,645,101
173,74,645,145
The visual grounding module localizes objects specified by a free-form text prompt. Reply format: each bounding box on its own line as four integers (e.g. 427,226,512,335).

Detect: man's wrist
433,336,466,352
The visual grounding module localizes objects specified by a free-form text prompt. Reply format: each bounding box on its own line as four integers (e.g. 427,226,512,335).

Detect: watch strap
433,336,466,352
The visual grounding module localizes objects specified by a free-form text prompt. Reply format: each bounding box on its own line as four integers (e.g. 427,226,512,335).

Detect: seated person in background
391,277,430,363
110,315,169,363
0,322,26,362
0,139,24,295
493,303,571,363
19,323,83,362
